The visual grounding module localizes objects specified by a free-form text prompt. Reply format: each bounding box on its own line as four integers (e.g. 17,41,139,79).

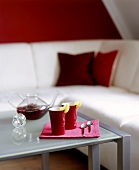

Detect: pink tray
39,120,100,139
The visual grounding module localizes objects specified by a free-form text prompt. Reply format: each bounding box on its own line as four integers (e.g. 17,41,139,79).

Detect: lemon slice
63,103,70,113
59,103,70,113
59,107,64,111
74,101,82,108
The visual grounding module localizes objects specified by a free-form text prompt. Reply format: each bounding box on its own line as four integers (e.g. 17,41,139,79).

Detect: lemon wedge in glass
74,101,82,108
59,103,70,113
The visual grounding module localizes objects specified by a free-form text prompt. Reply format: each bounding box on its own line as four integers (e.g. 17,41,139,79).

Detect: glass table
0,111,130,170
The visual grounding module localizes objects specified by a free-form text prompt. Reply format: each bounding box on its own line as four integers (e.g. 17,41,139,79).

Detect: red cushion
56,52,94,86
92,50,118,87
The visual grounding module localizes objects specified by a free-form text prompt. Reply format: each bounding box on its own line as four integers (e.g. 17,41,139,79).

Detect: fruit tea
17,103,48,120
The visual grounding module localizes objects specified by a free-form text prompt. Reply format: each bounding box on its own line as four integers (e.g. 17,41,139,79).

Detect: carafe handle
48,91,61,108
8,92,24,108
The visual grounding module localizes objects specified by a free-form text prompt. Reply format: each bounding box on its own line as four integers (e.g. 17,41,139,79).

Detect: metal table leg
116,135,130,170
42,153,50,170
88,144,100,170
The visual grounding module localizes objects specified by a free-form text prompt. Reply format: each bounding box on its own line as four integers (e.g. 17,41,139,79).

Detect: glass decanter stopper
12,113,26,128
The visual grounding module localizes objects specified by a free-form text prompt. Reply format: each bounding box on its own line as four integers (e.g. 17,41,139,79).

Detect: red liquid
17,104,48,120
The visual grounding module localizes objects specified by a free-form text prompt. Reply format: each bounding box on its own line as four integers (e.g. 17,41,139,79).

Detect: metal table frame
80,113,130,170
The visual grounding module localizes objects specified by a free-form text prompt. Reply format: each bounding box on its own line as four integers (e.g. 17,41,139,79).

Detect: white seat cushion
120,117,139,170
59,85,139,128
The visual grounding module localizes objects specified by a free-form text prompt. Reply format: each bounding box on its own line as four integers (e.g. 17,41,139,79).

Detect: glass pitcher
8,92,60,120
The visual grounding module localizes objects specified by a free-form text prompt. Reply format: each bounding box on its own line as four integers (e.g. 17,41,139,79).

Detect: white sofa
0,40,139,170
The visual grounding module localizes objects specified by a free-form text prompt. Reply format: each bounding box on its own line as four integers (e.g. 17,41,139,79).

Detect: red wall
0,0,121,43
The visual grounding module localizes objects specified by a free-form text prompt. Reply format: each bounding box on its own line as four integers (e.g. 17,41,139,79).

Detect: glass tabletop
0,111,121,160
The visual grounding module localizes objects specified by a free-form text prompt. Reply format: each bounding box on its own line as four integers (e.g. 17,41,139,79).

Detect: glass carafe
9,92,60,120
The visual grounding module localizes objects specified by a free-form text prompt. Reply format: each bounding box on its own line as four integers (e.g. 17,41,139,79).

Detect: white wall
102,0,139,39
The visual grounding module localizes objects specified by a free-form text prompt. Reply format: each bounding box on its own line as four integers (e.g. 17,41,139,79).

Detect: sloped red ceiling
0,0,121,43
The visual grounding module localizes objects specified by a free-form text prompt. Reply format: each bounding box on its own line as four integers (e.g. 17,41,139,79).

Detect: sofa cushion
56,52,94,86
0,43,37,91
31,40,103,88
92,50,118,87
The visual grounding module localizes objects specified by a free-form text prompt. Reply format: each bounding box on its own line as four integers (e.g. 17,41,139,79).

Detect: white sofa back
1,40,139,94
0,43,37,92
31,40,139,94
100,40,139,93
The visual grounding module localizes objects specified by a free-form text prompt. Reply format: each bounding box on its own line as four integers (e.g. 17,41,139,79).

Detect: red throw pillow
92,50,118,87
56,52,95,86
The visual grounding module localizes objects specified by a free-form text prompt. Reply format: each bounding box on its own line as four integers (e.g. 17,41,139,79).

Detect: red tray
39,120,100,139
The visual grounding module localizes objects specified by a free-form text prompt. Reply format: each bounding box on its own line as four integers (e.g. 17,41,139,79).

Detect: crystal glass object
12,113,26,128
